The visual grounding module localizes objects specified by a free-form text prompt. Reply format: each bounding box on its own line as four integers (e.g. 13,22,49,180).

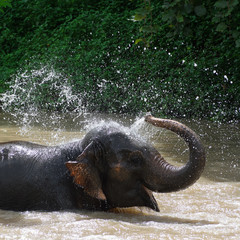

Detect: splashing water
84,116,150,143
0,65,155,143
0,65,86,133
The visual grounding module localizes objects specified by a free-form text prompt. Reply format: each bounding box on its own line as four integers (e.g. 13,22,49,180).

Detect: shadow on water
74,208,219,228
102,211,217,226
151,215,217,226
0,209,217,228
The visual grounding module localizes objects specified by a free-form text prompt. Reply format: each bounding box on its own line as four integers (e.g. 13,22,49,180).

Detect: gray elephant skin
0,115,205,212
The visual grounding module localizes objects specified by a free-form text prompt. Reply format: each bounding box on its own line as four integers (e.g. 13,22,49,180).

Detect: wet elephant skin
0,116,205,212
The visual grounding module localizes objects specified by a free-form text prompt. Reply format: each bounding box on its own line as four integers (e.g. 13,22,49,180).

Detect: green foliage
158,0,240,48
0,0,240,122
0,0,11,13
131,0,156,47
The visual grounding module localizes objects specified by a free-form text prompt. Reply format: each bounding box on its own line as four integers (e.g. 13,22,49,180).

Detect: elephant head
66,115,206,212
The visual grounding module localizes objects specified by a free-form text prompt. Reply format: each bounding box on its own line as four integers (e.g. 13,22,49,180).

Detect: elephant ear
65,141,106,202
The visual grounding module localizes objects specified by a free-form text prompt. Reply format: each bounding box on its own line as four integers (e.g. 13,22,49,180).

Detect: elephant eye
129,151,143,167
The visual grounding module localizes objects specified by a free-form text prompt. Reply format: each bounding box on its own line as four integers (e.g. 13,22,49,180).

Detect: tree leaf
236,39,240,48
162,10,175,22
229,0,239,7
135,38,143,45
216,22,228,32
214,0,228,8
212,16,221,23
194,5,207,17
232,30,240,39
176,13,184,23
133,14,146,21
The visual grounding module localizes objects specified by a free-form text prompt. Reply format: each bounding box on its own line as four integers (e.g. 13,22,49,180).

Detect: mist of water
0,66,155,143
0,65,89,133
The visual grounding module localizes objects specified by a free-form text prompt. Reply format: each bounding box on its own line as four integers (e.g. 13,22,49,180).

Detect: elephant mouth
142,185,160,212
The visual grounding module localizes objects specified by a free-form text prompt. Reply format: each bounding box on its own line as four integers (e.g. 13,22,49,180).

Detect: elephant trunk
144,115,206,193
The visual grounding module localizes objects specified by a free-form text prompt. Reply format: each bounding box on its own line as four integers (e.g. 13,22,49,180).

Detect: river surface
0,112,239,240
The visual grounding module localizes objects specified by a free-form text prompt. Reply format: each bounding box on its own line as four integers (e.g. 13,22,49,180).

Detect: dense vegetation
0,0,240,122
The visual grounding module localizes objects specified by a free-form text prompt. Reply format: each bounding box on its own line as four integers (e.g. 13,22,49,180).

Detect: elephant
0,115,205,212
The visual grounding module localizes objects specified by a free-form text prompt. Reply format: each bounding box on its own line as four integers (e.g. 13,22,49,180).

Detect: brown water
0,113,239,240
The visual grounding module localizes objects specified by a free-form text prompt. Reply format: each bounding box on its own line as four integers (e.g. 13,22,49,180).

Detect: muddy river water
0,113,239,240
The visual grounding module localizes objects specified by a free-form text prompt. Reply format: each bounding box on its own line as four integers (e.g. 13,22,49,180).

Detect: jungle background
0,0,240,122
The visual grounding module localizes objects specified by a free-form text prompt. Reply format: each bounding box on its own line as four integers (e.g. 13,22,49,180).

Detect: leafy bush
0,0,239,122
